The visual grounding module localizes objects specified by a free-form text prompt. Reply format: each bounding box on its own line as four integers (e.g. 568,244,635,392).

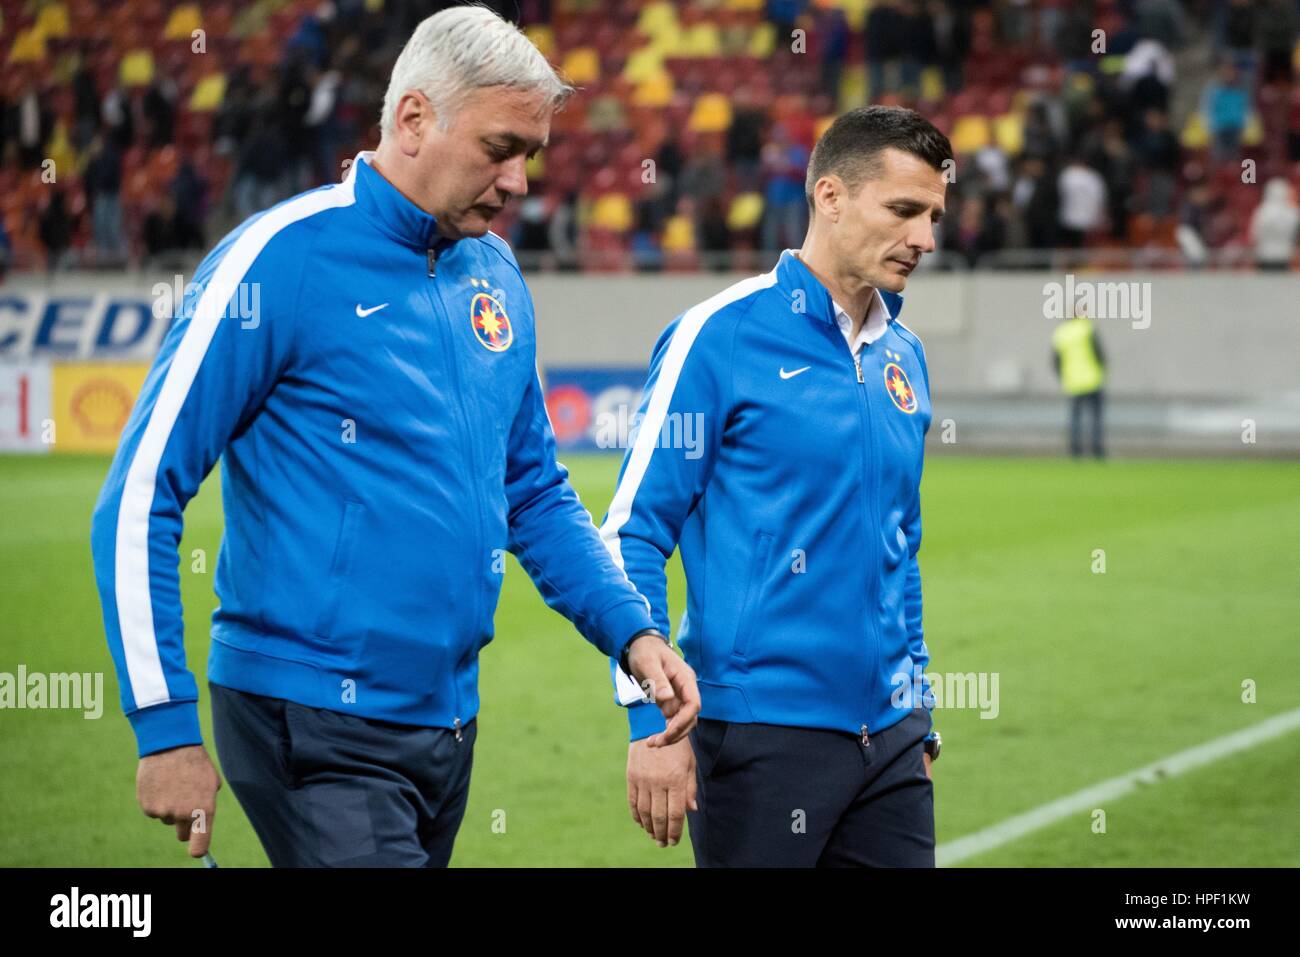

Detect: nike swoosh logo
355,302,389,317
779,366,811,379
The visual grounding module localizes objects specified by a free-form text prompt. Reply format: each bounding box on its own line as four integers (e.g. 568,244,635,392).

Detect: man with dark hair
605,106,950,865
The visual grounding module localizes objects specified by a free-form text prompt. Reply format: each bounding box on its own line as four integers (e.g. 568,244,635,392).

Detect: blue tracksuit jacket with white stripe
602,249,933,740
90,152,656,757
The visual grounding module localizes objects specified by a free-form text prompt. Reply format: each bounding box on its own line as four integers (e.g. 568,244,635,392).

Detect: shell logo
70,378,134,437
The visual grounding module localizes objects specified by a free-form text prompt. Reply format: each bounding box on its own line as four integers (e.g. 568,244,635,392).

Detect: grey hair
380,5,574,137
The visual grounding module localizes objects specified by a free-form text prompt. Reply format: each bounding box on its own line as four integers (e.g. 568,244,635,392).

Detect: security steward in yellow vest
1052,313,1106,458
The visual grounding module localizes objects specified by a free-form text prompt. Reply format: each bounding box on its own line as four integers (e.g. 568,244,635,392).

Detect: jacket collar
347,150,455,254
775,248,905,325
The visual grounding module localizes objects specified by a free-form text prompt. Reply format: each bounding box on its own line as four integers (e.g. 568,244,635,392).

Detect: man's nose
497,155,528,199
910,218,938,254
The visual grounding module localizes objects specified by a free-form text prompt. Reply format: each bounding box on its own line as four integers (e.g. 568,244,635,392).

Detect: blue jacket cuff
597,596,657,660
628,699,668,741
128,699,203,758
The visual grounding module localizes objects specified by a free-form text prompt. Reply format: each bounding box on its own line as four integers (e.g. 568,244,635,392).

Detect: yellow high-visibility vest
1052,315,1105,395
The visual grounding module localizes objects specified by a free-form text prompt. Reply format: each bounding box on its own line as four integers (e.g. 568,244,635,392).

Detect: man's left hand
923,753,932,780
627,634,700,746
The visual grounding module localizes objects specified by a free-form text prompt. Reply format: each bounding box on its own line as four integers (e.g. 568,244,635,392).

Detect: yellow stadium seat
1180,111,1209,150
688,93,733,132
949,115,991,153
681,23,722,57
592,193,634,233
661,214,696,252
724,0,765,10
920,66,945,101
992,112,1024,154
637,1,678,38
727,193,764,231
119,49,155,87
622,45,663,84
1242,111,1264,147
35,3,71,38
632,70,675,108
189,73,226,112
562,47,600,84
164,3,202,40
747,22,776,58
8,27,47,64
523,24,556,60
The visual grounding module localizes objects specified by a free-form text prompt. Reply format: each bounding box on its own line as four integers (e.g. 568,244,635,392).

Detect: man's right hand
627,735,696,847
136,744,222,857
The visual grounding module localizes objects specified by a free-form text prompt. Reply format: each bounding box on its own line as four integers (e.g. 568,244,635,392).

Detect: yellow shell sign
51,364,149,452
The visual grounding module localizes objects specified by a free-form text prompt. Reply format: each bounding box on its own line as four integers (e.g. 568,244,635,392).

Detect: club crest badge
470,293,512,352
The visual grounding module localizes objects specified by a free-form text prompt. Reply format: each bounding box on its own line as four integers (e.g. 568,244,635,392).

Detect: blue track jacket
91,152,656,757
602,249,934,740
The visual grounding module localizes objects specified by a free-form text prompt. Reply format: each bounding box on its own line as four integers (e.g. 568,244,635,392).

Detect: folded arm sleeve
90,228,304,757
504,358,658,661
599,311,733,740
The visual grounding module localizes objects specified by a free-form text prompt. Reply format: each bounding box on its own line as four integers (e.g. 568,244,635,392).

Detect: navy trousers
210,682,476,867
687,706,935,867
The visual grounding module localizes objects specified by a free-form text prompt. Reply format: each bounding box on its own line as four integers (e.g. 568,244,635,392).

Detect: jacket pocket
313,500,363,639
731,530,774,659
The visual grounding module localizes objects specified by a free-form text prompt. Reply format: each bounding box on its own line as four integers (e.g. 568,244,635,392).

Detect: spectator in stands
726,89,766,190
1200,60,1250,161
171,155,208,251
1135,0,1188,50
928,0,970,94
1256,0,1298,86
85,135,125,262
760,122,810,252
1057,155,1108,247
143,77,177,149
1135,109,1180,219
1249,178,1299,271
16,82,48,169
1084,119,1135,240
948,194,1005,268
1014,155,1061,251
38,190,74,272
72,61,100,152
1121,37,1176,120
100,84,133,151
1054,3,1098,77
866,0,908,97
1217,0,1258,73
900,0,934,99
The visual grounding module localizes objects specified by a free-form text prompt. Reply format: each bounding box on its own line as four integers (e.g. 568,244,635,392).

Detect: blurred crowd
1,0,1299,274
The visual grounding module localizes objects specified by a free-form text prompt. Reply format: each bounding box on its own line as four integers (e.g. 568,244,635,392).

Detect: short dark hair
804,106,953,211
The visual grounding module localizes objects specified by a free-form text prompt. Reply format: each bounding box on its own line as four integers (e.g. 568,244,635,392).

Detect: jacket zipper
846,332,880,746
423,248,484,734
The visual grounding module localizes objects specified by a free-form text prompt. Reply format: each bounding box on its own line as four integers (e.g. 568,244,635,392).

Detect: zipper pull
861,724,870,747
853,354,864,383
427,247,439,277
453,716,463,742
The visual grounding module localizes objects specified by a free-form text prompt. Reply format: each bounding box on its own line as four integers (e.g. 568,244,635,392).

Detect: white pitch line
937,706,1300,866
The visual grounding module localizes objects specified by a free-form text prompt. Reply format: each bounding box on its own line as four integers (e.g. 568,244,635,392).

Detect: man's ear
394,90,434,156
815,175,843,223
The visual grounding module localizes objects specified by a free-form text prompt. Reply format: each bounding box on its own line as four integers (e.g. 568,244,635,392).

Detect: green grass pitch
1,452,1297,866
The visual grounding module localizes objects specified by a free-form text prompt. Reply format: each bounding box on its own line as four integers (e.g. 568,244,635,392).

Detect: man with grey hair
91,5,698,867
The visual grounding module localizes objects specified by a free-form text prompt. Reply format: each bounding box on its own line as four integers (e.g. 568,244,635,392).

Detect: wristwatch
619,628,667,682
923,730,941,761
